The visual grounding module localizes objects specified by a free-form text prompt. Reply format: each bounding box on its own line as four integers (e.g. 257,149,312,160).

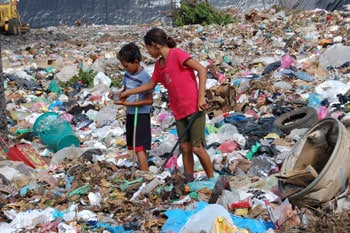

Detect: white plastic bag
179,204,234,233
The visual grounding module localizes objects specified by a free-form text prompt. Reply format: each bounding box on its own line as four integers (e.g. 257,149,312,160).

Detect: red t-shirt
152,48,198,120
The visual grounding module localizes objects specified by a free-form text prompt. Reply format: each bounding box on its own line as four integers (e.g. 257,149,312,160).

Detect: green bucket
33,112,80,152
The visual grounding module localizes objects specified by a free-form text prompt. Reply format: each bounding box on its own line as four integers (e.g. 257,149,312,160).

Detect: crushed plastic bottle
130,170,171,202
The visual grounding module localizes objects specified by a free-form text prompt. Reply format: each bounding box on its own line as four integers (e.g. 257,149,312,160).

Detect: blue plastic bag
161,201,272,233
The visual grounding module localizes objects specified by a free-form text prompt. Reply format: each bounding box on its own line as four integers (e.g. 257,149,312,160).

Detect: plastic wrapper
248,155,278,177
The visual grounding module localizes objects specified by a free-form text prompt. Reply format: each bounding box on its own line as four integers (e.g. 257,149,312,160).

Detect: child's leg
134,114,151,171
188,111,214,178
126,114,151,171
192,145,214,178
180,141,194,174
177,111,214,179
137,150,149,171
176,116,195,179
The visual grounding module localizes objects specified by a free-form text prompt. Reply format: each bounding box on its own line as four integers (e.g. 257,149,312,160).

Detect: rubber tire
17,19,21,35
8,19,18,35
273,106,318,134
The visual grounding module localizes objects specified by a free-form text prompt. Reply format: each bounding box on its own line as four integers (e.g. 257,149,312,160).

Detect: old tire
8,19,19,35
273,107,318,134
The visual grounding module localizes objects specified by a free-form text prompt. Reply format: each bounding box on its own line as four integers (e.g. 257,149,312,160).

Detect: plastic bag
180,204,234,233
212,216,249,233
162,201,271,233
93,71,111,87
48,79,62,95
217,124,239,143
280,55,294,69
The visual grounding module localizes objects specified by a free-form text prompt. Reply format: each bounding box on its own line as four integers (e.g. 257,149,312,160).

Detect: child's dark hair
117,42,142,63
144,28,176,48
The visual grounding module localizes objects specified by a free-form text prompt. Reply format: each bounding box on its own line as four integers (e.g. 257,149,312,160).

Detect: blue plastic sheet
281,69,314,82
161,201,208,233
94,222,131,233
81,221,132,233
48,100,64,111
186,177,218,192
161,201,273,233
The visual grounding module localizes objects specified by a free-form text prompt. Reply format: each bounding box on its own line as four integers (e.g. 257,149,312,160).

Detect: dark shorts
175,111,206,147
126,113,151,152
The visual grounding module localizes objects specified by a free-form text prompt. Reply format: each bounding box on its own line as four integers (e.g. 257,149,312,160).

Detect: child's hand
109,91,120,101
119,90,129,100
198,96,208,111
113,100,124,105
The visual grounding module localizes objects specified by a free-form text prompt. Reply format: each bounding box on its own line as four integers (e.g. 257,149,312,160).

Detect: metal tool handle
161,111,200,169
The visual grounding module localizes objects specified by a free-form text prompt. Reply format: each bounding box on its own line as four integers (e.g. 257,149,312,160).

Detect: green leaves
173,1,233,27
61,68,97,88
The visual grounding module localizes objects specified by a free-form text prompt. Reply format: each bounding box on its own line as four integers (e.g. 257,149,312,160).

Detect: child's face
120,60,141,74
146,44,160,59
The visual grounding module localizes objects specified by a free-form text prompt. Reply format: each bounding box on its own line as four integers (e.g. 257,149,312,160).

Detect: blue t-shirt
122,67,152,114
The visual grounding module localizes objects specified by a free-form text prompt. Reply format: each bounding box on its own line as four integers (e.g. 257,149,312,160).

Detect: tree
0,44,8,140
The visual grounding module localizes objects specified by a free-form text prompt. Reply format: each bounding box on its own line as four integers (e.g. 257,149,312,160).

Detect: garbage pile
1,6,350,233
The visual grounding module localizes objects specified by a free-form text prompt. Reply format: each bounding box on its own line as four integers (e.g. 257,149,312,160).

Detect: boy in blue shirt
110,42,153,171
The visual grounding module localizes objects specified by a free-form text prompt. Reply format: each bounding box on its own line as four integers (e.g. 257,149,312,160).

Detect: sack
0,137,47,169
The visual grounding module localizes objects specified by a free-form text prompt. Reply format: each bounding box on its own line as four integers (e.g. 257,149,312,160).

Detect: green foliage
110,77,123,88
173,1,233,27
271,4,285,13
108,71,124,88
60,69,97,88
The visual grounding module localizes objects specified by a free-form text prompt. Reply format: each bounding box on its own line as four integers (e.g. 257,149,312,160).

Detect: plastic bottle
204,41,209,53
152,156,164,167
130,171,171,201
110,87,120,101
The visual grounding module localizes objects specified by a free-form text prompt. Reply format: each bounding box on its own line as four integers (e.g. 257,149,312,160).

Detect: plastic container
33,112,80,152
0,137,48,169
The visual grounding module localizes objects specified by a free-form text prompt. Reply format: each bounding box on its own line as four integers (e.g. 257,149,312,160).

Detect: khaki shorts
175,111,206,147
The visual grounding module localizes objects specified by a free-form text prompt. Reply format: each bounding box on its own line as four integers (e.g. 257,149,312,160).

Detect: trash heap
1,6,350,233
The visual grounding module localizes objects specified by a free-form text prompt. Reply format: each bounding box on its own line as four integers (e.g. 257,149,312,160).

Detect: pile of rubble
1,6,350,233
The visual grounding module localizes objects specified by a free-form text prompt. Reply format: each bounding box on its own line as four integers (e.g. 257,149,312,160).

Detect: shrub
172,0,233,27
61,69,96,88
